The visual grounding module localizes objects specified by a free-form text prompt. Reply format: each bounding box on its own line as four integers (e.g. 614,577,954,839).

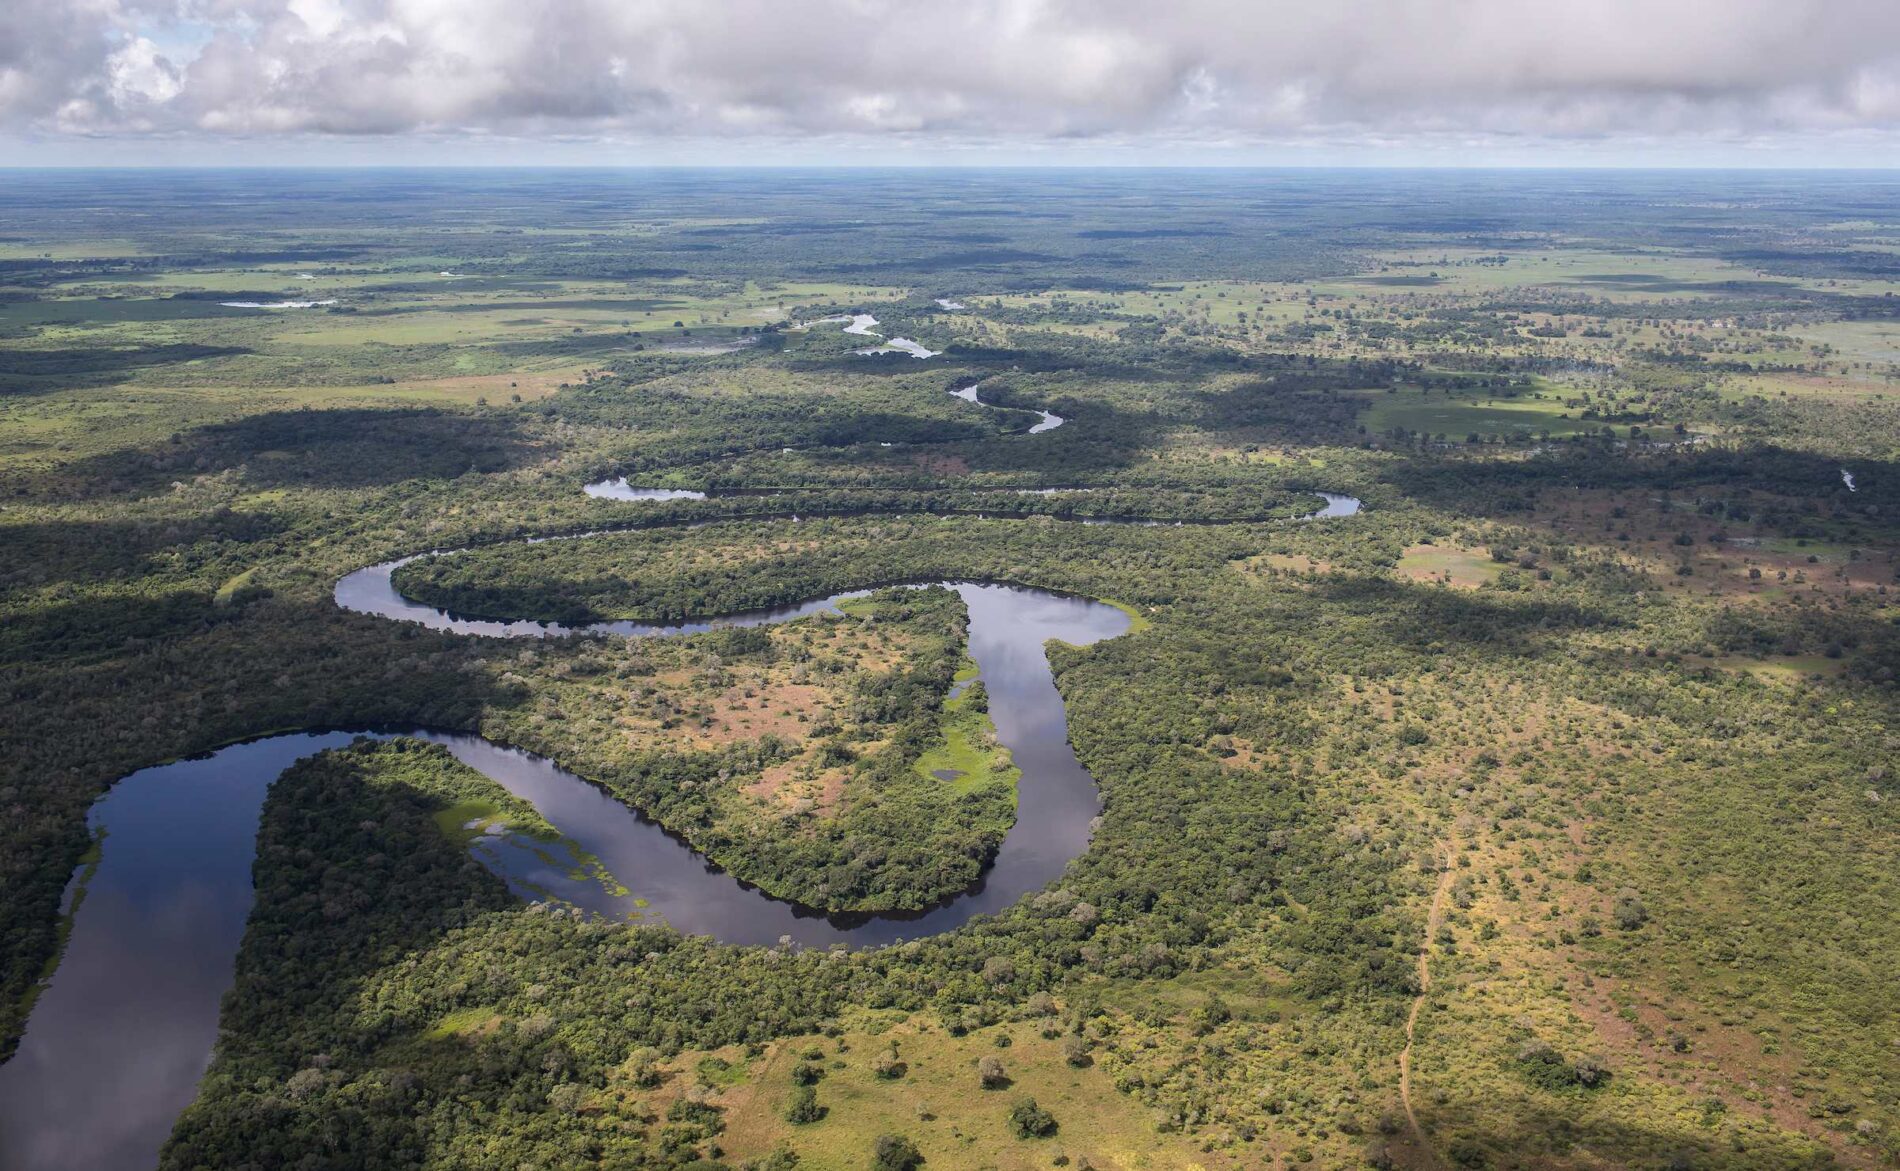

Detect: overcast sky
5,0,1900,166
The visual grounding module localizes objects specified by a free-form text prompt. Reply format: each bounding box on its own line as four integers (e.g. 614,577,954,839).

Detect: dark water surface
0,580,1126,1171
3,486,1366,1169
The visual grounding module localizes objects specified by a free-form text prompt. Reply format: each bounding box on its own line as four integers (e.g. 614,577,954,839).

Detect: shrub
628,1048,664,1089
1517,1039,1611,1091
747,1147,800,1171
1008,1097,1058,1139
1572,1055,1612,1087
1612,888,1649,930
871,1134,923,1171
873,1049,907,1080
786,1084,824,1125
977,1055,1009,1089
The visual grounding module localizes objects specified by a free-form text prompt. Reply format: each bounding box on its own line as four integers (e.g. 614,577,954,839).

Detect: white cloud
107,36,182,105
4,0,1900,157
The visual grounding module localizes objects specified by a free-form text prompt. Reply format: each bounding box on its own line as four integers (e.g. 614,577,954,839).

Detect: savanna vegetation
3,169,1898,1170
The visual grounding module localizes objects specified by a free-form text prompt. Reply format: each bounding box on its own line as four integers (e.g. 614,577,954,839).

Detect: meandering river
951,378,1063,432
0,489,1362,1171
0,580,1127,1171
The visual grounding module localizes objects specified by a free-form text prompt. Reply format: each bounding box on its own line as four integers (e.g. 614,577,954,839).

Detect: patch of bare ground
695,682,831,746
1210,736,1261,769
908,451,970,476
743,754,849,815
1557,969,1864,1161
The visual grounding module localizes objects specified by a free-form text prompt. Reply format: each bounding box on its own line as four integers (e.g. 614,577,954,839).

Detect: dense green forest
2,170,1898,1170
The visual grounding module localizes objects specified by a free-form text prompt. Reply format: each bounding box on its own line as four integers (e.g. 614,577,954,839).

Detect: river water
1,485,1364,1169
0,578,1127,1171
950,379,1064,433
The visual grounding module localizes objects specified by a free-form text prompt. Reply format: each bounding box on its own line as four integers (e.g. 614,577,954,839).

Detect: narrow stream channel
950,378,1063,432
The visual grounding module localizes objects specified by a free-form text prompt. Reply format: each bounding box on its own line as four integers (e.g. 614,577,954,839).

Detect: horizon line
5,162,1900,173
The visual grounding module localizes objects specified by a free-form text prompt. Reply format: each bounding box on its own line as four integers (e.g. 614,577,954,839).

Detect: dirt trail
1396,842,1456,1170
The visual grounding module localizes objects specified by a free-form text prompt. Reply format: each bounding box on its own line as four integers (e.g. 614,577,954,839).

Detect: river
0,579,1128,1171
0,492,1362,1170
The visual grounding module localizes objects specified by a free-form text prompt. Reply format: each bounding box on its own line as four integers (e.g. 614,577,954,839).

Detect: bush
977,1055,1009,1089
1572,1055,1612,1087
628,1048,663,1089
786,1084,824,1125
1612,888,1649,930
1008,1097,1058,1139
873,1049,907,1080
1517,1039,1611,1091
871,1134,923,1171
1517,1040,1573,1091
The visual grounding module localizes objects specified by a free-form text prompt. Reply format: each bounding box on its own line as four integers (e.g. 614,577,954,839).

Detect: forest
0,169,1896,1171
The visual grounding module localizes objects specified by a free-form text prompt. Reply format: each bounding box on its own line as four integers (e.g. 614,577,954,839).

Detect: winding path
1397,841,1457,1171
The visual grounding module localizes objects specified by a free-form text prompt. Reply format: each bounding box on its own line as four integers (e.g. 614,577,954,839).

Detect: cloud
5,0,1900,155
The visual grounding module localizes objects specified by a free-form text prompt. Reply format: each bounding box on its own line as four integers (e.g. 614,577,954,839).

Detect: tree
628,1047,663,1088
871,1134,923,1171
1612,888,1649,931
873,1047,907,1080
1191,992,1231,1035
1008,1097,1058,1139
1572,1056,1612,1088
977,1055,1009,1089
786,1084,824,1124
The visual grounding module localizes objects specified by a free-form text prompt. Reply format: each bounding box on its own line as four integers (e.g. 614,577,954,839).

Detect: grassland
911,667,1018,800
4,169,1899,1171
1353,386,1605,441
651,1016,1221,1171
1394,543,1506,588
